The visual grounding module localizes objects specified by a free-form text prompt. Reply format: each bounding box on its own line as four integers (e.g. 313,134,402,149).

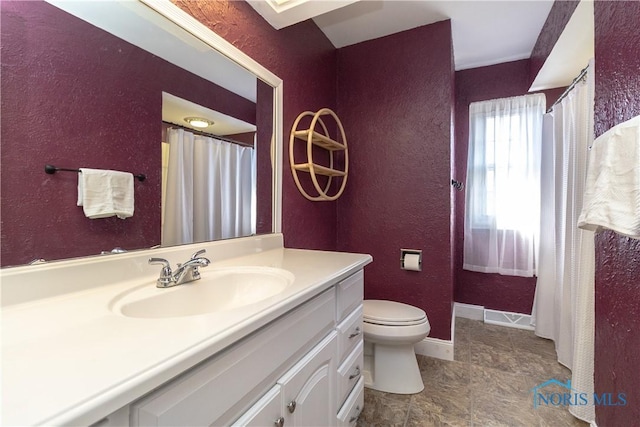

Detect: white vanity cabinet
335,270,365,426
130,287,335,426
129,269,365,427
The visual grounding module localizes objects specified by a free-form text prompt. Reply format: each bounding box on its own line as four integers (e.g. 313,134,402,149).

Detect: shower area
161,93,257,246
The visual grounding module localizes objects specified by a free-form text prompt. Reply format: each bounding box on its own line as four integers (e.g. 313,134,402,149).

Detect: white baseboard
422,303,534,366
454,303,533,330
454,302,484,320
415,306,456,361
415,337,454,361
484,308,533,330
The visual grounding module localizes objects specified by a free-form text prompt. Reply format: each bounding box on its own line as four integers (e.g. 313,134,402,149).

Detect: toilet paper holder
400,249,422,271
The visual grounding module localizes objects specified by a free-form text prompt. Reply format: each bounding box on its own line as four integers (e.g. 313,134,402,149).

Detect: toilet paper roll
403,253,421,271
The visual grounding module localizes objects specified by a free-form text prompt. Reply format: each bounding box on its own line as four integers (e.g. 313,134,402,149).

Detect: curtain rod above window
162,121,255,148
546,65,589,114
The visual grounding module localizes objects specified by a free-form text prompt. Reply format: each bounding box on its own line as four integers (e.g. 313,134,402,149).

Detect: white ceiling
250,0,555,71
162,93,256,136
246,0,360,30
529,0,594,91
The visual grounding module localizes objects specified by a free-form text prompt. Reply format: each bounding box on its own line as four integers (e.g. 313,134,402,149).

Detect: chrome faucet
149,249,211,288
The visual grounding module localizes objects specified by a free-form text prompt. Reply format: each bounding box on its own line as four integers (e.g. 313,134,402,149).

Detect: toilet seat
363,300,427,326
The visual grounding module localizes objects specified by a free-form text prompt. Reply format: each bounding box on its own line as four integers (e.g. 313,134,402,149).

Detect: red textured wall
454,59,564,314
336,21,455,340
256,79,274,235
173,1,339,251
0,1,256,266
593,2,640,425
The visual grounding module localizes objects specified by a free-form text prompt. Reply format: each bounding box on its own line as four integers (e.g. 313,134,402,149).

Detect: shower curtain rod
162,121,255,148
546,65,589,113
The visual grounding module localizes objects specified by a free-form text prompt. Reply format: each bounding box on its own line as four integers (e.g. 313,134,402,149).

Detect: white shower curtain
162,128,255,246
531,61,595,424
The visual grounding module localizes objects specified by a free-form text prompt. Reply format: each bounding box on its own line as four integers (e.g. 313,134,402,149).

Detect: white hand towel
77,168,134,219
578,115,640,239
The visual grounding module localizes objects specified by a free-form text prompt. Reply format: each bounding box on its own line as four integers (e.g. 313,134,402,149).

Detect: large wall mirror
0,0,283,267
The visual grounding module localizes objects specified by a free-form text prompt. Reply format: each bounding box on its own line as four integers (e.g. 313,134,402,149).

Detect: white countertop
1,237,371,426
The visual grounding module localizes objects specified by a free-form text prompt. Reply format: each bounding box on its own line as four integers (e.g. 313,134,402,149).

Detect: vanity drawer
336,377,364,427
336,270,364,322
337,341,363,407
130,289,335,427
337,304,362,364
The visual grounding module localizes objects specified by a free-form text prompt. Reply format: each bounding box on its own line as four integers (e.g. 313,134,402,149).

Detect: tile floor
357,318,590,427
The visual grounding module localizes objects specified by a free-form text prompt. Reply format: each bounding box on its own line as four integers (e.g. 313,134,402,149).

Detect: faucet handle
149,257,172,276
190,249,207,259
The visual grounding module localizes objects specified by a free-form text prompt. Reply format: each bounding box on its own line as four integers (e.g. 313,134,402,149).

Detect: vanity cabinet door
278,331,337,427
231,385,283,427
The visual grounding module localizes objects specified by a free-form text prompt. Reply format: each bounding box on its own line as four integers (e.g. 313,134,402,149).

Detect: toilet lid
363,300,427,326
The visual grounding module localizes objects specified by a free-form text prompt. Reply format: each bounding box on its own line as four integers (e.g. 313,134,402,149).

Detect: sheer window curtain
162,128,255,246
464,94,545,277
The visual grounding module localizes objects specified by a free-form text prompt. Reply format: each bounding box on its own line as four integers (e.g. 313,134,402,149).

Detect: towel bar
45,164,146,182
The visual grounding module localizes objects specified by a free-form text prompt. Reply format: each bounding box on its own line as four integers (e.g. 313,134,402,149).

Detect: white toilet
362,299,431,394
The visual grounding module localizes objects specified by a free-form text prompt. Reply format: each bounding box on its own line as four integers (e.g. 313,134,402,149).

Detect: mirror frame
142,0,283,234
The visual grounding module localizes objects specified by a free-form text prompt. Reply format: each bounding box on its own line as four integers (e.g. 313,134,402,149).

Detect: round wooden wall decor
289,108,348,201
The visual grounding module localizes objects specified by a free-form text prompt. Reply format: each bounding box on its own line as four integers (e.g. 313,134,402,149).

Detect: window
463,94,545,277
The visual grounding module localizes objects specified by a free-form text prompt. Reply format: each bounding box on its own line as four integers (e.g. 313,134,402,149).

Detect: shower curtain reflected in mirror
161,128,256,246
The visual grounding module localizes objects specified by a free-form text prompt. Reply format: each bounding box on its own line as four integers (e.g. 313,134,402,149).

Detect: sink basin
110,266,294,318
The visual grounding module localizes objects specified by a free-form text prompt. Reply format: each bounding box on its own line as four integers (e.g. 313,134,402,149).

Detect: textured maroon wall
529,0,580,85
256,79,274,235
336,22,455,340
173,1,338,251
0,1,257,266
454,59,564,314
593,2,640,425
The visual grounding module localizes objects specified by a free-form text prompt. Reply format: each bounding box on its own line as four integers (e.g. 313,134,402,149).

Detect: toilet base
363,342,424,394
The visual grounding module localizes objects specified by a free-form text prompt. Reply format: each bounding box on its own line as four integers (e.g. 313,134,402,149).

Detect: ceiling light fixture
184,117,214,128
